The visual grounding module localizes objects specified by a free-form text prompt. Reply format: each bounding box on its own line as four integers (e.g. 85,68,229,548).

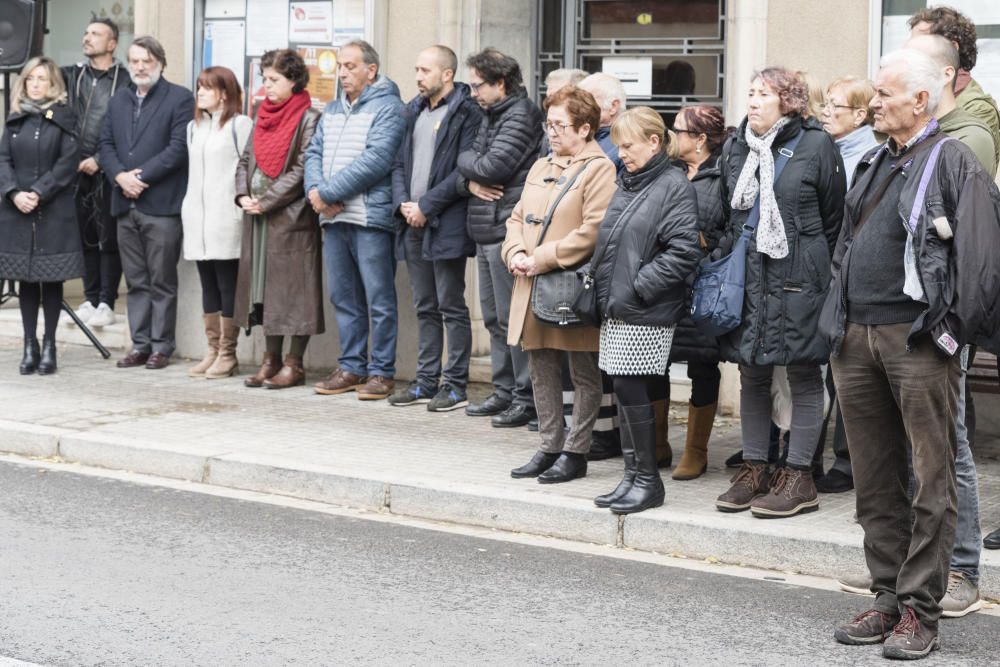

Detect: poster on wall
203,21,246,80
298,47,339,109
289,2,334,44
205,0,246,18
246,0,289,55
333,0,365,45
602,57,653,97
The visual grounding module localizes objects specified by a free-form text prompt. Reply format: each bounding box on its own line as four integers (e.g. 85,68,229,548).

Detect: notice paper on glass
333,0,365,45
289,2,334,44
205,0,246,18
203,20,246,81
246,0,289,55
602,57,652,97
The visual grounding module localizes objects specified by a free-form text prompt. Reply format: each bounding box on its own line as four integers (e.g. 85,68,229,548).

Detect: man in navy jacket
388,45,481,412
98,36,191,370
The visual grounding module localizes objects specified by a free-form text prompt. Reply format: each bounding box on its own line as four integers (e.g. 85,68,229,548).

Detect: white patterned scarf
730,115,792,259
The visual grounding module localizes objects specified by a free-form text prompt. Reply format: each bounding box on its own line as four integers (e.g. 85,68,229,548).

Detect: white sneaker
68,301,96,327
87,302,116,328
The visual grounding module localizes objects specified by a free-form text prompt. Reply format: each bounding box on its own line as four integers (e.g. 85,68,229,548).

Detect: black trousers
76,172,122,308
196,259,239,317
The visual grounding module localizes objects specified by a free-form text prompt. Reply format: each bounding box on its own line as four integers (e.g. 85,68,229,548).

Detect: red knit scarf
253,91,312,178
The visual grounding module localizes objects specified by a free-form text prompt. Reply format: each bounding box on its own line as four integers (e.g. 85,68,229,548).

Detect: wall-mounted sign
602,57,653,97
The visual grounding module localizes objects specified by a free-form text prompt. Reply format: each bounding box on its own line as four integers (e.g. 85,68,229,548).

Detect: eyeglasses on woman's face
542,121,573,135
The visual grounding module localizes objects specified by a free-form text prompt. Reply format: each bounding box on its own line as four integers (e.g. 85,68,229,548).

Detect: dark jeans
196,259,239,318
739,364,824,469
76,172,121,308
476,241,532,406
404,230,472,390
831,322,960,624
117,210,183,356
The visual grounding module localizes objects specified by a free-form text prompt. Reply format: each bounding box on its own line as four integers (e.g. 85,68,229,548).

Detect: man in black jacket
98,36,191,370
827,49,1000,660
61,18,127,329
457,48,543,428
389,45,481,412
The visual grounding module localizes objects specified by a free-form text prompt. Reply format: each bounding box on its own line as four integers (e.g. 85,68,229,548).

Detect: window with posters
195,0,368,114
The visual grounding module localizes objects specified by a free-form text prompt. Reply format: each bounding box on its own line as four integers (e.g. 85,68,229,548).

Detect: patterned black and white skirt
598,318,676,376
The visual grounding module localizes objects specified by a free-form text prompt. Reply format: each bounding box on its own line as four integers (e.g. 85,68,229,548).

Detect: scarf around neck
18,98,58,115
730,115,792,259
253,91,312,178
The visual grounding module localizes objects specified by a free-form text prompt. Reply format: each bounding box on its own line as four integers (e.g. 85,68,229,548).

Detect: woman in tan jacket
502,86,617,484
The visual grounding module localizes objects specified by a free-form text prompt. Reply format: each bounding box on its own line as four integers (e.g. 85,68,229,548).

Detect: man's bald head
906,33,960,76
421,45,458,75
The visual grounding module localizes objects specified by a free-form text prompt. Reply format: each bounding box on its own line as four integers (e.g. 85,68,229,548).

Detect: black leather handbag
529,159,598,328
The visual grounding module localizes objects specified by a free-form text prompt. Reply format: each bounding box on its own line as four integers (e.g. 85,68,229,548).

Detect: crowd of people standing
3,5,1000,661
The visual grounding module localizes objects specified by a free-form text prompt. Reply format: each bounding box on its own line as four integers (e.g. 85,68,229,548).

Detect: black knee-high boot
610,403,665,514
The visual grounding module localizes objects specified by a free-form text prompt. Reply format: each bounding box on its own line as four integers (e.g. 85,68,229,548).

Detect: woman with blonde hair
0,57,82,375
821,76,879,181
589,106,701,513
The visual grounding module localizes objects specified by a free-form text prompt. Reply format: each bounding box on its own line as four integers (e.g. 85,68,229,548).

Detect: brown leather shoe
263,354,305,389
834,608,900,646
314,368,366,395
750,466,819,518
358,375,394,400
244,352,281,388
882,607,939,659
144,352,170,369
716,461,771,512
117,350,150,368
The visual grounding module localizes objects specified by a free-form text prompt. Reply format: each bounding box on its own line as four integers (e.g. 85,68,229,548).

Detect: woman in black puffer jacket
589,107,702,514
665,105,731,481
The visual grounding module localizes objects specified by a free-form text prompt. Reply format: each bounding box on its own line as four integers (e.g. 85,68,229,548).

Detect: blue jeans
951,347,981,584
323,223,398,377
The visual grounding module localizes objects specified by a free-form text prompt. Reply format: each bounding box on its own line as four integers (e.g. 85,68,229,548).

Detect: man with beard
388,45,481,411
98,36,192,370
61,18,126,329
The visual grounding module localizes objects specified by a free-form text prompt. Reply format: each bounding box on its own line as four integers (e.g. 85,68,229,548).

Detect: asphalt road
0,461,996,666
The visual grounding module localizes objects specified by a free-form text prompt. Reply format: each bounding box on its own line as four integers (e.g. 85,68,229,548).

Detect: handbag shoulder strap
742,128,805,234
535,157,599,245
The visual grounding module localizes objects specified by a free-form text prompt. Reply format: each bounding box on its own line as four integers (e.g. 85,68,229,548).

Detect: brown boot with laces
834,608,900,645
715,461,771,512
750,466,819,518
882,606,939,659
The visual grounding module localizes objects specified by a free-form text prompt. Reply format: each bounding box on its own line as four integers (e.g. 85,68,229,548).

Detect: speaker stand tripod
0,280,111,359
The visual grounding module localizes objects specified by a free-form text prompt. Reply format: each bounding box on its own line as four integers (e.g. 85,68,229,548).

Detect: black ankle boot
538,452,587,484
19,336,40,375
511,450,559,479
595,426,636,507
610,404,665,515
37,336,57,375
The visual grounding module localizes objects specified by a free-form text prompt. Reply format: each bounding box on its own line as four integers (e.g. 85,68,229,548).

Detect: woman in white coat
181,66,253,379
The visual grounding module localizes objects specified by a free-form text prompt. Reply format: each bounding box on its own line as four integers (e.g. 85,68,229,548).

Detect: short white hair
879,48,946,116
578,72,627,111
545,68,588,89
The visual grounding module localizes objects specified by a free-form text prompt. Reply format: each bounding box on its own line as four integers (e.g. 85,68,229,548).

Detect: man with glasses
457,48,543,428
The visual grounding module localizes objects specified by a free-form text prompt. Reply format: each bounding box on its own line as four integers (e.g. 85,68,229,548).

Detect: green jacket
939,106,997,178
956,78,1000,172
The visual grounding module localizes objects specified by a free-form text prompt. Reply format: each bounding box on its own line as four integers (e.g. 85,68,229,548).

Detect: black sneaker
387,382,434,407
427,384,469,412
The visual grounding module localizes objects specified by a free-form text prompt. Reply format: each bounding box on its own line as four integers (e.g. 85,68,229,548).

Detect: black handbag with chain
528,159,598,327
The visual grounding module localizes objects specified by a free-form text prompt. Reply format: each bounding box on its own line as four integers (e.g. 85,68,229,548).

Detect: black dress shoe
491,403,536,428
538,453,587,484
37,337,57,375
465,392,510,417
815,468,854,493
145,352,170,369
725,450,744,468
511,450,560,479
19,336,40,375
117,350,151,368
984,527,1000,550
587,432,622,461
527,419,539,432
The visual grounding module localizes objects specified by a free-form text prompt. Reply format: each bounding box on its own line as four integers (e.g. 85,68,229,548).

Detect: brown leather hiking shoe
358,375,394,400
834,608,900,645
263,354,305,389
750,467,820,518
314,368,366,395
882,607,939,659
715,461,771,512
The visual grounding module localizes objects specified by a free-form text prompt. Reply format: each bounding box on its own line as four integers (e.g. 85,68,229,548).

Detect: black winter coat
717,115,846,366
591,154,702,327
0,104,84,282
670,152,727,364
457,92,543,245
98,78,192,217
392,83,481,261
61,60,126,158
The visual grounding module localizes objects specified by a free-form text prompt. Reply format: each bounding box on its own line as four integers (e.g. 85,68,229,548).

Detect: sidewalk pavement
2,339,999,600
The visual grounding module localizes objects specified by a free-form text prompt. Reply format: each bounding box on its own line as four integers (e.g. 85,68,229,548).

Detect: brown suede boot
244,352,281,388
673,402,717,480
264,354,305,389
188,312,221,377
652,398,672,468
205,317,240,379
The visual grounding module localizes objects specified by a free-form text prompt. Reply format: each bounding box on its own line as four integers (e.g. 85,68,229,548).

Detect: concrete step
0,304,130,351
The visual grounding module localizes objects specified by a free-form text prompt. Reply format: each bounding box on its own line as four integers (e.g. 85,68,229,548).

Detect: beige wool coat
501,140,617,351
